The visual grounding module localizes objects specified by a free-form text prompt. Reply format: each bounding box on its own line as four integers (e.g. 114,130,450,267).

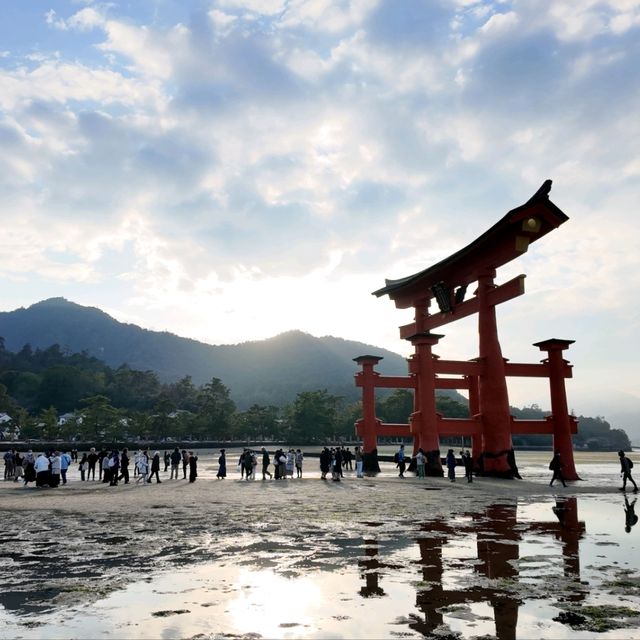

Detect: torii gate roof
373,180,568,309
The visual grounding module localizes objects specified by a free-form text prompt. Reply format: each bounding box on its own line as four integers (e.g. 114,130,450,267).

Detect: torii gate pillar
477,271,513,476
408,332,444,476
353,355,382,473
535,339,579,481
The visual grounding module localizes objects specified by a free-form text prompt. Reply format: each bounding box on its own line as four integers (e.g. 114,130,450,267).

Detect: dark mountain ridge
0,298,417,408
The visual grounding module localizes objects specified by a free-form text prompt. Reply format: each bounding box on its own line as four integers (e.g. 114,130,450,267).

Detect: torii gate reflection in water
355,181,579,478
358,497,586,640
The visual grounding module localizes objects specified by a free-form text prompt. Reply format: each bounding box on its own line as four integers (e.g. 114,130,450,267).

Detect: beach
1,451,639,639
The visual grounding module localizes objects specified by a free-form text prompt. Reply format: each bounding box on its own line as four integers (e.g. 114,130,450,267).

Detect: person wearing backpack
619,450,638,492
549,451,566,488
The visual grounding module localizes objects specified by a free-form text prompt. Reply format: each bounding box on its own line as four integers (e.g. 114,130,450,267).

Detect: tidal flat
1,451,639,639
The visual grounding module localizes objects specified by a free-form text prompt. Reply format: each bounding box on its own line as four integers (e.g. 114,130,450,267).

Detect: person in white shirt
34,453,50,487
49,452,62,488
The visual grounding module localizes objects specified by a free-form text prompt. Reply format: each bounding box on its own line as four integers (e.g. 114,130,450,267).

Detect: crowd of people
2,446,199,487
2,445,637,490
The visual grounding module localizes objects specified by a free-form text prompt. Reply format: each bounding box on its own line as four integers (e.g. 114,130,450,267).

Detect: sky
1,0,639,436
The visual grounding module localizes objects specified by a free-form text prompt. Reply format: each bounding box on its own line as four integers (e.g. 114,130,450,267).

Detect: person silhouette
618,450,638,492
549,451,566,487
624,495,638,533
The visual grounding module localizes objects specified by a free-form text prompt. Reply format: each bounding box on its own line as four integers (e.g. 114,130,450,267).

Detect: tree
164,376,199,412
194,378,236,439
38,406,59,440
334,400,362,440
286,390,340,443
377,389,413,423
36,365,96,413
0,382,16,414
80,395,120,440
151,393,175,440
236,404,280,442
107,366,160,411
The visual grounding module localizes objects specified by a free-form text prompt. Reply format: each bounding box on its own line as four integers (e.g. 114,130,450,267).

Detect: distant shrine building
354,181,579,479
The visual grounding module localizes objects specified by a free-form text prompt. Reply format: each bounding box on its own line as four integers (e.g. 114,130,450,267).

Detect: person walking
320,447,330,480
244,450,254,480
163,450,170,473
13,452,23,482
87,448,98,480
136,450,149,484
261,448,272,480
23,451,36,486
79,453,89,481
332,447,342,482
109,450,120,486
101,452,112,484
345,447,353,471
98,449,107,482
4,449,15,480
60,450,72,485
295,449,304,478
462,450,474,483
416,448,426,478
118,448,130,484
217,449,227,479
549,451,567,487
34,452,50,487
170,448,181,479
49,452,62,488
446,449,457,482
148,451,162,484
395,444,406,478
285,449,295,478
188,451,198,483
181,449,188,480
619,450,638,492
355,446,364,478
278,450,287,480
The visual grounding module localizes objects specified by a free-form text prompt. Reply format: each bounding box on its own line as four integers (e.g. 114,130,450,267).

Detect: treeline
369,390,631,451
0,340,630,449
0,340,461,443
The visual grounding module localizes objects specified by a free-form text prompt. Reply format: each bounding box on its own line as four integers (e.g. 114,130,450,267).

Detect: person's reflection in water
552,499,567,525
624,495,638,533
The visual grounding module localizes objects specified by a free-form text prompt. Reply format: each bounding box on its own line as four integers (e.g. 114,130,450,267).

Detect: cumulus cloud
1,0,639,413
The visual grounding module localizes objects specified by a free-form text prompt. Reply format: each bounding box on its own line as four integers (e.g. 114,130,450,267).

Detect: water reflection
361,498,587,640
3,496,640,639
625,495,638,533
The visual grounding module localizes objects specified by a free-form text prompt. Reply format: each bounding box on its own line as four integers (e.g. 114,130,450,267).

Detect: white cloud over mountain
0,0,639,426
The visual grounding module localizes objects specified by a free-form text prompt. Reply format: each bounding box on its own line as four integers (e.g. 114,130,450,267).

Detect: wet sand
2,455,640,639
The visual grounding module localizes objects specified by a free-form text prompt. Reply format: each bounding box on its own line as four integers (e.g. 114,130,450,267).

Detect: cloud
1,0,639,420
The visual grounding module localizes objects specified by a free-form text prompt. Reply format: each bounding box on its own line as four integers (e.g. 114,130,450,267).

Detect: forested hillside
0,298,414,408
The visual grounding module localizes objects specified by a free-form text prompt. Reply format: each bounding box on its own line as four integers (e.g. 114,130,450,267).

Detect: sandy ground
2,459,639,639
0,459,626,515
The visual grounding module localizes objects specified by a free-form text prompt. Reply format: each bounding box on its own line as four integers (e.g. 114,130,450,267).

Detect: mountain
0,298,415,408
570,389,640,446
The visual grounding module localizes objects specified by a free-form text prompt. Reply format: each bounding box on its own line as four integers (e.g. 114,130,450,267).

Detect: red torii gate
354,181,579,479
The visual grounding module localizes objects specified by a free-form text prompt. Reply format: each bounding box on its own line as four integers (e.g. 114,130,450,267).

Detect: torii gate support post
408,332,444,476
353,355,382,473
467,373,483,467
534,339,580,481
477,271,514,477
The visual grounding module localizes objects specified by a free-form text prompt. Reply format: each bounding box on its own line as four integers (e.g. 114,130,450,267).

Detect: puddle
2,495,640,638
